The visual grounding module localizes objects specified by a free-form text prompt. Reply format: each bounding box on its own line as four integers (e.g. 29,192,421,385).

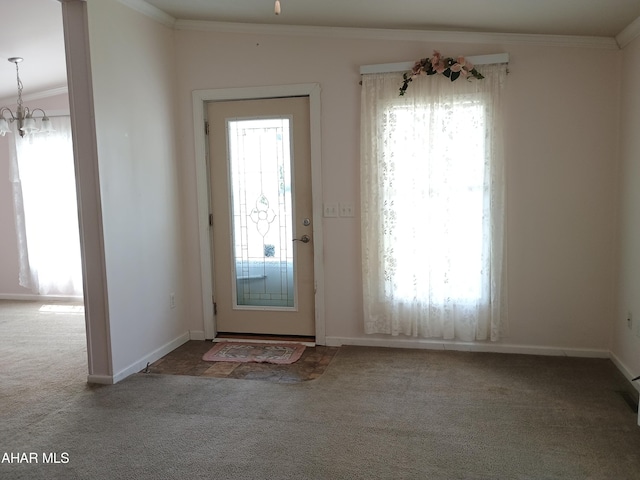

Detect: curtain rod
360,53,509,75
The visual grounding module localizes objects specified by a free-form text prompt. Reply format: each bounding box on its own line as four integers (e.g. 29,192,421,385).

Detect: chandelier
0,57,53,138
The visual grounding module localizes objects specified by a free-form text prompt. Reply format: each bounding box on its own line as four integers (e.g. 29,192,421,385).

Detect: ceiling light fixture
275,0,281,15
0,57,53,138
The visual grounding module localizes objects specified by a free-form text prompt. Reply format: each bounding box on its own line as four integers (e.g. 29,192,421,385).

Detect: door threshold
213,333,316,347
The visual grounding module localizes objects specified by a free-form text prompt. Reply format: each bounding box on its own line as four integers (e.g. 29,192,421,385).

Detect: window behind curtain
360,67,506,341
385,99,487,303
9,116,83,297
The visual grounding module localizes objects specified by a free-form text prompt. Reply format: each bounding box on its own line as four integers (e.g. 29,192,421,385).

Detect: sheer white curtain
360,64,507,341
9,116,83,296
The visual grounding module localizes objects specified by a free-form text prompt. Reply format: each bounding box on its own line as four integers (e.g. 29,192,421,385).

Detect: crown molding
23,86,69,102
175,20,619,50
616,16,640,48
117,0,176,28
0,86,68,106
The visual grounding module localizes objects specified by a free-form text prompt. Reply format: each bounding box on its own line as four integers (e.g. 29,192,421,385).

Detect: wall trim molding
609,351,640,426
109,331,190,384
616,15,640,48
22,86,69,102
61,0,113,383
116,0,176,28
192,83,326,344
114,0,623,50
189,330,206,341
610,351,640,392
0,86,69,107
325,336,610,358
86,374,113,385
175,20,619,50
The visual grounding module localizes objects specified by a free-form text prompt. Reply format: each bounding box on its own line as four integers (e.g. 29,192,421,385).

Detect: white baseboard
610,351,640,392
0,293,83,302
106,332,191,384
86,374,114,385
325,336,610,358
189,330,206,341
608,351,640,426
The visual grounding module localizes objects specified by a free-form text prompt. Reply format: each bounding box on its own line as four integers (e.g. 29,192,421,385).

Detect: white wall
6,12,625,381
613,33,640,379
504,44,620,352
84,0,185,378
174,27,621,354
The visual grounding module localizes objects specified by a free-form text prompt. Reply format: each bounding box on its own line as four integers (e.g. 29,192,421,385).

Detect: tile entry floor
144,341,339,383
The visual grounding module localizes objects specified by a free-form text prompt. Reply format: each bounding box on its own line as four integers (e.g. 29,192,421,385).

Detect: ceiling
146,0,640,37
0,0,67,103
1,0,639,103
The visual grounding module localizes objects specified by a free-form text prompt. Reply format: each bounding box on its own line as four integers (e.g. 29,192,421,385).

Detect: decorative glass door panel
208,96,315,336
227,118,295,309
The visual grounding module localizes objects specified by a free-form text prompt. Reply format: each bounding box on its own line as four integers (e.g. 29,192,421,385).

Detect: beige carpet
2,300,640,479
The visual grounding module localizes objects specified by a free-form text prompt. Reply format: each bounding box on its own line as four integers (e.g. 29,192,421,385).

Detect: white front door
208,96,315,337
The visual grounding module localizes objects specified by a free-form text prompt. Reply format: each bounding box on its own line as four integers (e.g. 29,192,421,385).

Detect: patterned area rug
202,342,306,365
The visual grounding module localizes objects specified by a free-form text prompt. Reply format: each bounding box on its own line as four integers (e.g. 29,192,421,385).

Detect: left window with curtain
9,115,83,296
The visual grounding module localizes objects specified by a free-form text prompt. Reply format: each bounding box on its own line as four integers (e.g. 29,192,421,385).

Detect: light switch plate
323,203,339,217
339,202,355,217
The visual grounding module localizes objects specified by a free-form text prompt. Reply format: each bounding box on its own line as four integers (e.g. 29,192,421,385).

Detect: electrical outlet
169,293,176,309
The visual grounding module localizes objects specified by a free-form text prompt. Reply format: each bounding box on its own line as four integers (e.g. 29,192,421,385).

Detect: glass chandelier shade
0,57,54,138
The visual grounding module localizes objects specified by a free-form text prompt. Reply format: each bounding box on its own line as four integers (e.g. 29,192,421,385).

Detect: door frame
192,84,325,344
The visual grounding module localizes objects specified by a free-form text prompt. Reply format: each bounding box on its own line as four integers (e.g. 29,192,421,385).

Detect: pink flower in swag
430,50,447,73
451,56,474,77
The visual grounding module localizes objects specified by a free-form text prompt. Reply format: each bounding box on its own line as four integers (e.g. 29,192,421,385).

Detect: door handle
293,235,311,243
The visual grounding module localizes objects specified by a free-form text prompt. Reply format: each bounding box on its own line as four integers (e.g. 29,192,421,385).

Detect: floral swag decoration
399,50,484,96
